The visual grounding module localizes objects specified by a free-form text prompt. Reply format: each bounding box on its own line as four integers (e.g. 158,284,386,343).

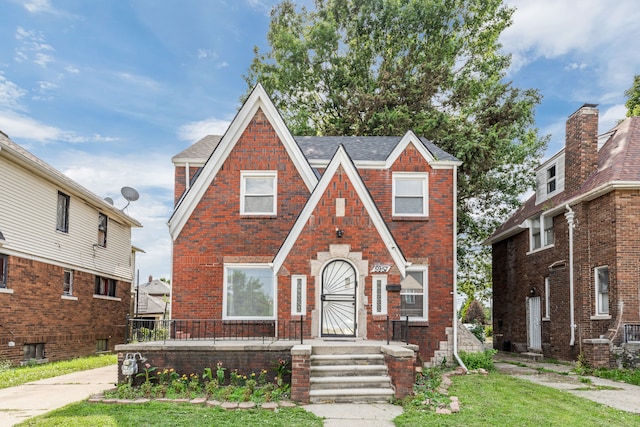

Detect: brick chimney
565,104,599,194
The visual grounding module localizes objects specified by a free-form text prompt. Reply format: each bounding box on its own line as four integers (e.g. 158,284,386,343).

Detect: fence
624,324,640,343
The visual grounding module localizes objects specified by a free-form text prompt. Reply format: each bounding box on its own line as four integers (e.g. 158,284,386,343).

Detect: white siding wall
535,152,565,205
0,156,133,281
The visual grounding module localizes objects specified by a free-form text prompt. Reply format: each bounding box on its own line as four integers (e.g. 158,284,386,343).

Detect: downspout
565,205,576,346
452,164,468,372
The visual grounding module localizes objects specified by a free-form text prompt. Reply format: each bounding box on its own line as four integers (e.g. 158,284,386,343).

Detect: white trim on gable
168,83,318,239
273,145,408,277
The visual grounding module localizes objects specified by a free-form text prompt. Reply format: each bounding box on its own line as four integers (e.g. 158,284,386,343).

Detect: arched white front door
320,260,357,337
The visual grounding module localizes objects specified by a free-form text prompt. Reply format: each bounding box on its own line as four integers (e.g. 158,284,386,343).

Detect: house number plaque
371,264,391,273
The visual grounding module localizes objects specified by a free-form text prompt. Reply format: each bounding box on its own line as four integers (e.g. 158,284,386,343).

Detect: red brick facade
491,106,640,366
170,87,458,364
0,255,129,364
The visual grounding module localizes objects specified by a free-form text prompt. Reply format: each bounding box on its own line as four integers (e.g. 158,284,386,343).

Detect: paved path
495,352,640,414
0,365,117,427
303,403,402,427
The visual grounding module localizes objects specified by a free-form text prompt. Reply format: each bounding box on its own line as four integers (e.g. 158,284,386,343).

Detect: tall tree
625,74,640,117
245,0,547,296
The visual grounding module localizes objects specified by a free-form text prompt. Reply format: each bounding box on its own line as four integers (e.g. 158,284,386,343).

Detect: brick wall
565,105,598,194
383,346,416,399
0,255,130,365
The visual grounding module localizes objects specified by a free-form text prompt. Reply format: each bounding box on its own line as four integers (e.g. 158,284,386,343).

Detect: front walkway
495,352,640,413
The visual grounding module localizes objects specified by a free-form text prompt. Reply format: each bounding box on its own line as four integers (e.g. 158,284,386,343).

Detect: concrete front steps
309,345,395,403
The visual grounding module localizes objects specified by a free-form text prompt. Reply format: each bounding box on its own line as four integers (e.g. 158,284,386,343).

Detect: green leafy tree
245,0,548,296
625,74,640,117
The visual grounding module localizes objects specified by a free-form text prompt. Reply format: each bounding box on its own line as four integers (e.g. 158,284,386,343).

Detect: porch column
291,345,312,403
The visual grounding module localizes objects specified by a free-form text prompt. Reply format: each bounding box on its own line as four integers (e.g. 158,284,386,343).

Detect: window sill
392,216,429,221
527,244,555,255
398,319,429,326
240,214,278,219
542,317,550,322
61,295,78,301
93,295,121,302
590,315,611,320
0,287,14,294
372,314,388,320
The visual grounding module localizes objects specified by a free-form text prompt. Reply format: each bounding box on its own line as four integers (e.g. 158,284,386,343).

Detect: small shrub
463,299,486,324
0,358,12,373
459,349,497,371
484,325,493,338
470,323,485,342
574,353,592,376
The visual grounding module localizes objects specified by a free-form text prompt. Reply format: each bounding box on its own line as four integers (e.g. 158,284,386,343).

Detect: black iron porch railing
125,317,308,344
126,316,415,345
624,324,640,343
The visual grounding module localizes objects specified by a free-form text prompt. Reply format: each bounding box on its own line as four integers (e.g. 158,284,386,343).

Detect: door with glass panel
320,260,357,337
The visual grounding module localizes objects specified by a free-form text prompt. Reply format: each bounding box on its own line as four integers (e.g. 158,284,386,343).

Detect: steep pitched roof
0,130,141,228
168,84,319,239
488,116,640,244
173,132,459,167
273,145,408,277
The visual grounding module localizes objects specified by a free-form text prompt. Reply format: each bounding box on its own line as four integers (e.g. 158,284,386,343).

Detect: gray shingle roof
172,134,457,163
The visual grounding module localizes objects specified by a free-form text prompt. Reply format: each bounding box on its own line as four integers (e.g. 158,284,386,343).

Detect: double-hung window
400,267,427,319
98,213,108,247
240,171,277,215
0,254,7,288
372,275,388,315
95,276,116,297
56,192,70,232
544,277,550,320
530,214,554,251
595,266,609,316
224,265,275,319
63,269,73,296
393,173,428,216
546,165,557,194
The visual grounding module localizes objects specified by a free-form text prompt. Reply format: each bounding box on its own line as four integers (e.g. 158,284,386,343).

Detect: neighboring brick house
488,104,640,367
135,275,171,321
0,130,141,365
168,84,461,364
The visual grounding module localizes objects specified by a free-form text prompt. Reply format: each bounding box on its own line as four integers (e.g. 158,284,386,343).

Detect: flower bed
106,360,291,404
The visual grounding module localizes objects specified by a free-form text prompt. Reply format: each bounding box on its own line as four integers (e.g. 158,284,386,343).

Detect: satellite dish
120,186,139,210
104,197,114,205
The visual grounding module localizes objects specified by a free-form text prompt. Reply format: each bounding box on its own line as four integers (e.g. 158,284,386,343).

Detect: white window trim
528,213,555,253
546,163,557,195
291,275,307,316
223,263,276,320
392,172,428,217
401,266,428,321
372,274,388,315
240,171,277,215
543,277,550,320
594,265,609,316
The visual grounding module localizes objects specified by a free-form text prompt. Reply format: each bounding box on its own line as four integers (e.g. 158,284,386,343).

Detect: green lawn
16,401,323,427
396,373,640,426
0,354,116,389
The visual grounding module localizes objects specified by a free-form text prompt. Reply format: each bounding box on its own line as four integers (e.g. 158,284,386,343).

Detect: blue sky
1,0,639,282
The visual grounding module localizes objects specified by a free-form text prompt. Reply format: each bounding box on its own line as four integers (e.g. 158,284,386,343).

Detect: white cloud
564,62,587,71
0,110,119,144
178,117,231,142
23,0,53,13
14,27,55,67
600,104,627,130
217,61,229,69
0,74,27,110
65,65,80,74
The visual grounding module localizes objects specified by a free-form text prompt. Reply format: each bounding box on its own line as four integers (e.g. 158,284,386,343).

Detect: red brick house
0,130,141,365
167,84,462,365
488,104,640,367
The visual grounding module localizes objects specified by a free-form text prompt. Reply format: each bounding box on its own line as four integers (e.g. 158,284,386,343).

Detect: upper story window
98,213,108,247
224,264,275,319
595,266,609,316
63,269,73,296
543,277,550,320
56,191,70,233
0,254,7,288
530,214,554,252
546,165,556,194
400,267,428,320
393,173,428,216
95,276,116,297
240,171,277,215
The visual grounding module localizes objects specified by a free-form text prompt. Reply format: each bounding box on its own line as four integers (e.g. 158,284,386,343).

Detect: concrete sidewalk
0,365,117,427
303,403,402,427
